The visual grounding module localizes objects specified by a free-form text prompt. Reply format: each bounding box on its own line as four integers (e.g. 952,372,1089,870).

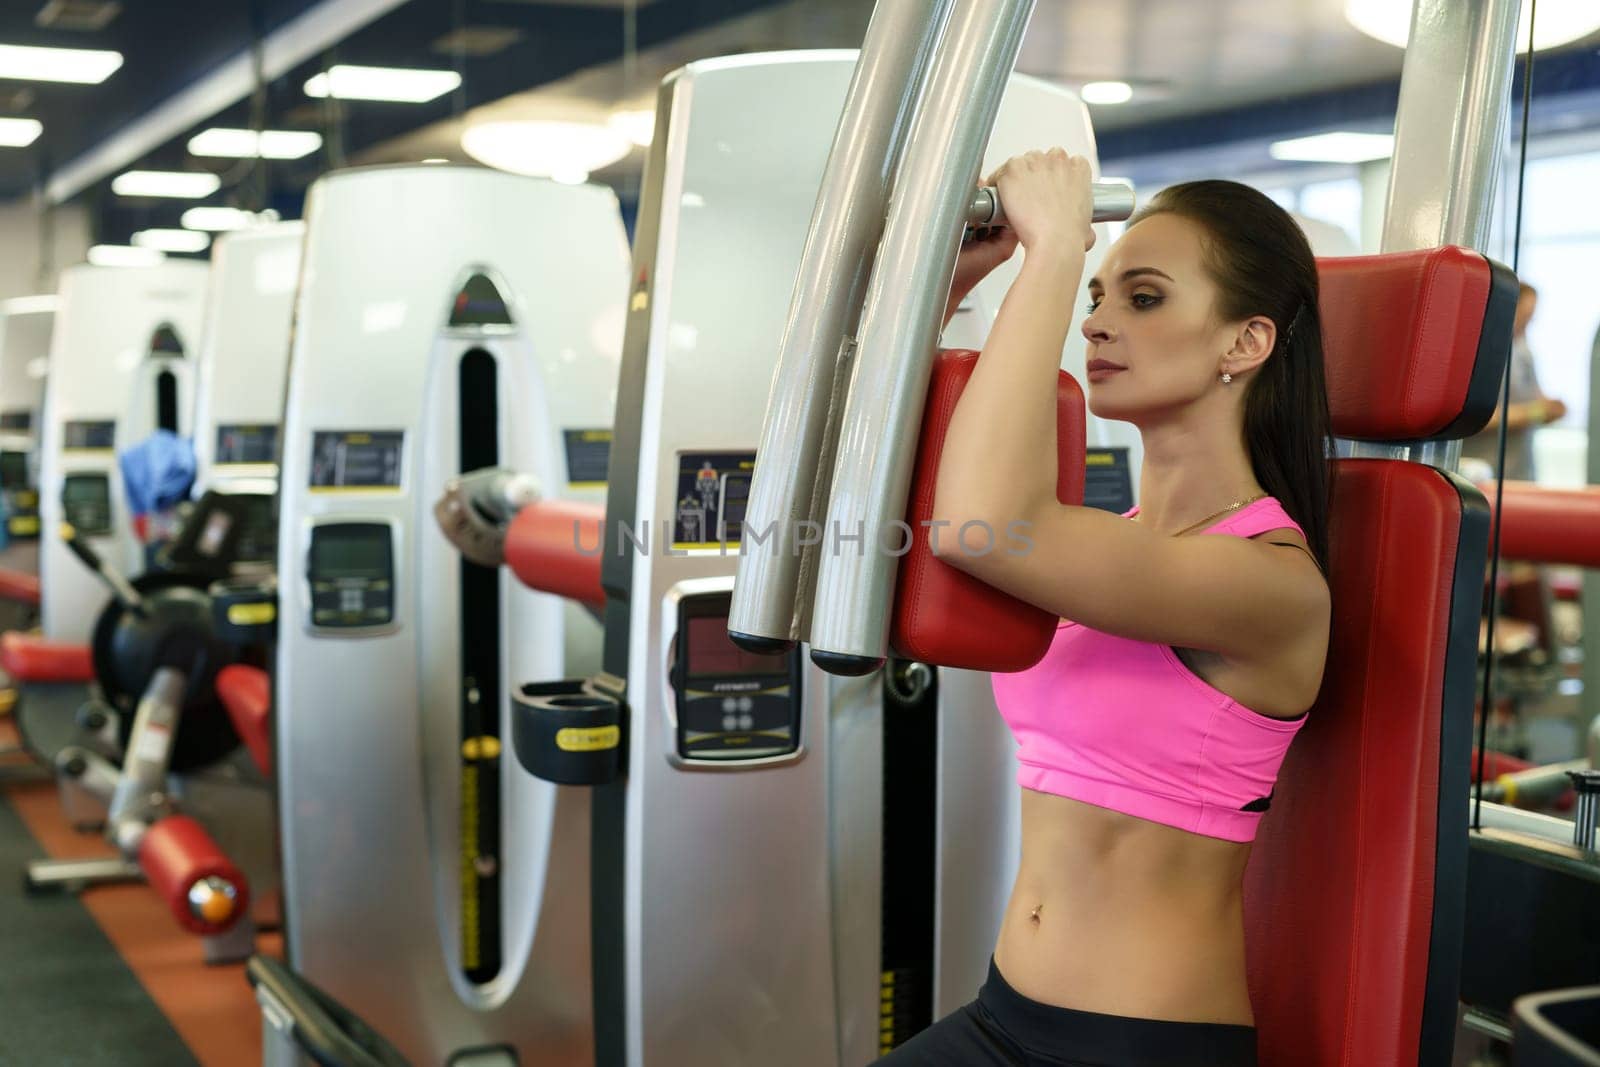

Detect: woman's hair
1129,180,1334,570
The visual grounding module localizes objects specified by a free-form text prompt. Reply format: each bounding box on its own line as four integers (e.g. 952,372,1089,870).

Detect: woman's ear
1223,315,1277,378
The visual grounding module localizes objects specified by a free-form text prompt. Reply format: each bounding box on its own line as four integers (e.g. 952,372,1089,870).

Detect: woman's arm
930,151,1327,661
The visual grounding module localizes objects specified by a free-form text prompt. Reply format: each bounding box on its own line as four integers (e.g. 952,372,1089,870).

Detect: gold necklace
1136,492,1268,538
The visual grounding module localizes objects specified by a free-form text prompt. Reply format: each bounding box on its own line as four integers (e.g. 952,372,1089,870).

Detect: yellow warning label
227,602,276,626
556,725,619,753
1085,452,1114,466
8,515,38,535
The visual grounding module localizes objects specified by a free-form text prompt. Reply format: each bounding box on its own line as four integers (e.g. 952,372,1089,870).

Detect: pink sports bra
990,496,1311,843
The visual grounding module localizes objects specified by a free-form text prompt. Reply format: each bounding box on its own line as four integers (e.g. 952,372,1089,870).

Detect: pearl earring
1221,372,1233,385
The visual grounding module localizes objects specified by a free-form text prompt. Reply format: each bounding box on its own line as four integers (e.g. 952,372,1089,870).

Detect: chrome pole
728,0,954,653
808,0,1038,674
1353,0,1523,469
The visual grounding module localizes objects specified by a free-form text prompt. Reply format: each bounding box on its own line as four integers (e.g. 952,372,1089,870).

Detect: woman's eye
1131,292,1161,309
1084,298,1101,313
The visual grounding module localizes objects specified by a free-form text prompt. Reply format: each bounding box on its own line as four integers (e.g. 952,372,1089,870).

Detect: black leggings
875,959,1258,1067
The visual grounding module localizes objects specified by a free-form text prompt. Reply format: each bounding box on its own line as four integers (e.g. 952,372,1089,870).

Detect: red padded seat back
1246,461,1487,1065
1244,247,1514,1066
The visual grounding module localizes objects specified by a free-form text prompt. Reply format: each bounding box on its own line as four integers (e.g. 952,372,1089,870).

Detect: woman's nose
1082,315,1116,344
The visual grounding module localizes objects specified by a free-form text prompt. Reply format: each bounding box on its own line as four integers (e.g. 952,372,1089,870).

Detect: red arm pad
504,500,606,609
891,350,1087,672
0,631,94,684
1482,481,1600,567
216,664,272,776
0,568,40,606
1472,748,1532,783
138,815,250,936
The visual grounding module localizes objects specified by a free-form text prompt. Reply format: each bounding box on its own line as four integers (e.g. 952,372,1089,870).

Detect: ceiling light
188,127,322,160
460,120,630,180
0,118,42,147
1269,131,1395,163
181,206,261,231
88,245,165,267
608,108,655,147
304,65,461,103
1345,0,1600,51
0,43,122,84
1080,81,1133,105
132,228,210,253
111,170,221,198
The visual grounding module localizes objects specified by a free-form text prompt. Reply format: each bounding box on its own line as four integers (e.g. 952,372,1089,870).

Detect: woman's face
1081,213,1240,423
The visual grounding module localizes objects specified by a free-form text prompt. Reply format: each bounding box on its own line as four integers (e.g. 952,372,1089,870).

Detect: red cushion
0,568,40,606
1245,460,1476,1066
1321,247,1510,441
1481,481,1600,568
216,664,271,776
890,350,1086,672
504,500,605,609
137,814,249,936
0,630,93,683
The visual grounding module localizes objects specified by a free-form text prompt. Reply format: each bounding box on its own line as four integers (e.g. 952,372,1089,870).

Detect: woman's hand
991,148,1095,256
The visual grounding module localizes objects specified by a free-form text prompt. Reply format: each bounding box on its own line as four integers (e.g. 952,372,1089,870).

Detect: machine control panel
61,472,112,536
215,424,279,466
310,430,404,490
671,590,800,763
63,420,114,452
306,521,395,632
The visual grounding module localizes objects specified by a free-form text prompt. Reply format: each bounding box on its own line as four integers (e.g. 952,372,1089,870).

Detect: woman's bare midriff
992,787,1256,1026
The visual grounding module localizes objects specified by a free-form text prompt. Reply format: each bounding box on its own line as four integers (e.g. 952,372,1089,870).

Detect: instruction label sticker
1084,447,1134,515
671,451,756,550
63,420,114,451
310,430,404,490
563,429,611,487
216,424,279,466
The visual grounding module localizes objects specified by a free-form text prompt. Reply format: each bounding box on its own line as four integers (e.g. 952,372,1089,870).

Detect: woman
880,155,1333,1065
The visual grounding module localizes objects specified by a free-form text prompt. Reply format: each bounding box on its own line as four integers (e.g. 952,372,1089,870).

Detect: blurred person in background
1462,282,1566,483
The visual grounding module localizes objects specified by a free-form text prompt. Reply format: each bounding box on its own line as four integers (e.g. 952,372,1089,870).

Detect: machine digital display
216,424,279,466
310,430,404,490
672,591,800,762
0,451,27,490
61,472,112,536
307,522,395,630
671,450,756,549
63,420,115,451
685,616,791,677
0,410,31,431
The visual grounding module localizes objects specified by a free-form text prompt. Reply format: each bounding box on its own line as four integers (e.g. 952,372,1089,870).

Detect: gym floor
0,715,272,1066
